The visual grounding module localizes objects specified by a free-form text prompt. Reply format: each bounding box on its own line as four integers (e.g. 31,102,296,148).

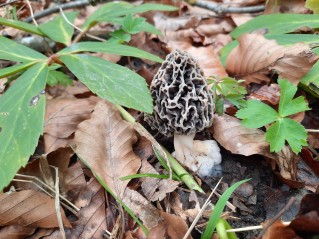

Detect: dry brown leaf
0,190,71,228
44,97,99,152
211,114,299,181
148,212,190,239
74,100,141,198
226,33,318,85
123,188,163,230
0,225,36,239
140,159,179,202
262,220,299,239
247,84,280,105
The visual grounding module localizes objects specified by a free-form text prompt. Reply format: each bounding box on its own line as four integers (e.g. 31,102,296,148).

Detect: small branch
189,0,265,14
25,0,38,26
24,0,108,23
226,221,291,233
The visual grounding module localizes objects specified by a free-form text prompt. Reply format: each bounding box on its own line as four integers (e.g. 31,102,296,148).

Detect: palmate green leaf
0,36,47,62
235,100,278,128
278,79,310,117
47,70,73,87
0,62,48,190
266,118,307,153
0,61,36,79
122,14,145,34
38,12,78,45
231,14,319,38
220,34,319,66
60,54,152,113
82,2,177,30
0,17,44,36
202,179,250,239
59,41,163,63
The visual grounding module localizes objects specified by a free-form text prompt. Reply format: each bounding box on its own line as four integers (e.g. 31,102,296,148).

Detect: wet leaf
0,62,48,190
74,101,141,198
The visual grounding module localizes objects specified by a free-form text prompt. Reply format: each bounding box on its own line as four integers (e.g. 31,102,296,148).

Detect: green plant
0,2,178,190
236,79,309,154
201,179,250,239
209,77,247,115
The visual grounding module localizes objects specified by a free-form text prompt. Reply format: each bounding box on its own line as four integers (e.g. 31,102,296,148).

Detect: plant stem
115,105,204,193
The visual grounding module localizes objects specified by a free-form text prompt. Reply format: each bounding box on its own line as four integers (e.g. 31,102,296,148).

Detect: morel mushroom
145,50,221,176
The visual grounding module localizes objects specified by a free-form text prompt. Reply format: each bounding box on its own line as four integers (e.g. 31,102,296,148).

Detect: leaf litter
1,0,319,238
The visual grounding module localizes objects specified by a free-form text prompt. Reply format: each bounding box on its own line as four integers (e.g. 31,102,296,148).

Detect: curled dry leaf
226,33,318,85
44,97,99,152
0,190,71,228
74,100,141,198
140,159,179,202
211,114,299,181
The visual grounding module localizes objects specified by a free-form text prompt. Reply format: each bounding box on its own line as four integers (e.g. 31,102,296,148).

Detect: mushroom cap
145,49,214,137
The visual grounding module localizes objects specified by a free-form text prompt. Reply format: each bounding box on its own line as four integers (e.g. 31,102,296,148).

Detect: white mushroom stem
174,133,222,177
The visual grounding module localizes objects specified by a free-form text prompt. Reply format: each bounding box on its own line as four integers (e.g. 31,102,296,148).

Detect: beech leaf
226,33,318,85
74,100,141,198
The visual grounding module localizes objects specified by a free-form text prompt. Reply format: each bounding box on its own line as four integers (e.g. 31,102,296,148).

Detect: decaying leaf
0,225,36,239
226,33,318,85
123,188,162,230
210,114,299,181
140,159,179,202
261,220,298,239
44,96,99,152
0,190,71,228
74,100,141,198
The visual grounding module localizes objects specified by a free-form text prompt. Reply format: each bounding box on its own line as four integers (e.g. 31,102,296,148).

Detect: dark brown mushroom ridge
145,49,214,137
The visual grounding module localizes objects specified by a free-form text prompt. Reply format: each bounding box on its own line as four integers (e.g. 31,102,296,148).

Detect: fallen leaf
123,188,162,229
140,159,179,202
0,190,71,228
0,225,36,239
247,84,280,105
148,212,190,239
44,96,99,152
74,100,141,198
262,220,299,239
226,33,318,85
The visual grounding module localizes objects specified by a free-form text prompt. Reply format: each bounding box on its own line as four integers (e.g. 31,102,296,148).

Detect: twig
226,221,291,233
189,0,265,14
24,0,105,23
257,197,295,239
51,166,66,239
183,178,223,239
307,129,319,133
25,0,38,26
0,0,19,8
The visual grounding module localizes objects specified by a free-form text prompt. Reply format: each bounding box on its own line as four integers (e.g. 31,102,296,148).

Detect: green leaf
0,36,47,62
201,179,250,239
216,219,238,239
266,118,307,153
82,2,177,30
278,79,310,117
231,14,319,39
0,62,48,190
220,34,319,66
38,12,78,45
216,97,224,116
109,29,131,43
122,14,145,34
236,100,278,128
59,41,163,63
0,17,44,36
0,61,36,79
59,54,152,113
306,0,319,14
47,70,73,87
300,51,319,97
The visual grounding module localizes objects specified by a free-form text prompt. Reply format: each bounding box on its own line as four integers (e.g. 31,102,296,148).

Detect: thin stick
188,0,265,14
257,197,295,238
307,129,319,133
25,0,38,26
0,0,19,8
226,221,291,233
51,166,66,239
183,178,223,239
